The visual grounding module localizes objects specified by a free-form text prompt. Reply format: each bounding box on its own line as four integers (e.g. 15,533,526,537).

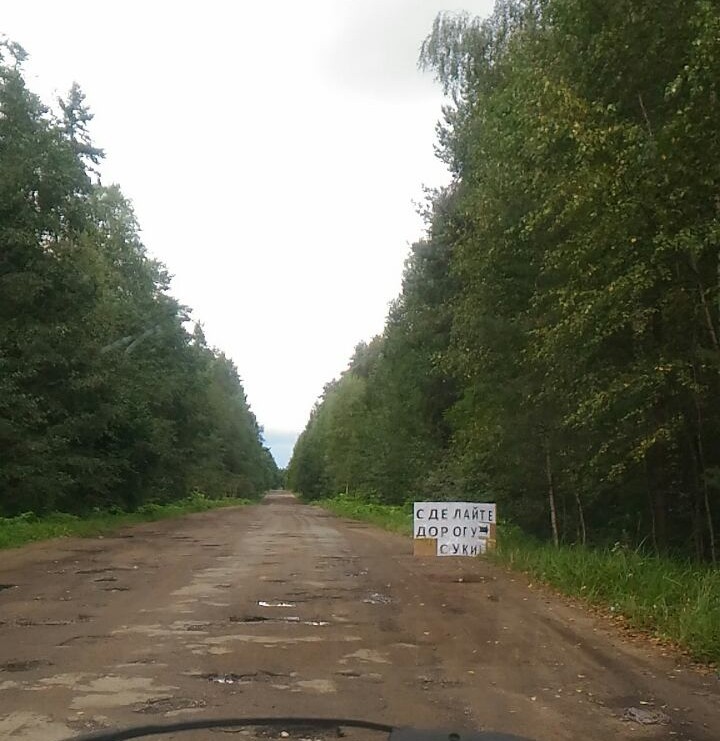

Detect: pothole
0,659,52,672
103,586,130,592
428,574,487,584
76,568,112,575
134,697,207,714
94,576,117,583
15,618,74,627
0,584,17,591
230,615,330,626
363,593,392,605
254,724,340,739
623,707,671,726
203,670,290,685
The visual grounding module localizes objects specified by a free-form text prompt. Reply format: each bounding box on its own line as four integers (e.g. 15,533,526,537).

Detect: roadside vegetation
289,1,720,561
291,1,720,665
315,494,412,534
0,42,280,522
0,493,252,550
317,494,720,664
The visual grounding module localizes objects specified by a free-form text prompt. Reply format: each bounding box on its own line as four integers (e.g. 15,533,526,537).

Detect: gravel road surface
1,492,718,741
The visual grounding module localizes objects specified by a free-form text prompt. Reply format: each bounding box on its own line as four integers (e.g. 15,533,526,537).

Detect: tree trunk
544,439,560,548
574,490,587,546
692,365,717,564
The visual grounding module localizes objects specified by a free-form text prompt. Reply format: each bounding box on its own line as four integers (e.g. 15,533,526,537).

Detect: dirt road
0,493,718,741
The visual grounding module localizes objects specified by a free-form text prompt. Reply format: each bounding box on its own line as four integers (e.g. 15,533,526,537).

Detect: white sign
413,501,496,557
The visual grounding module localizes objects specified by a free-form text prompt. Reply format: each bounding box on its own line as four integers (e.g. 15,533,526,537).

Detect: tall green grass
496,526,720,664
316,494,720,664
0,493,252,550
315,494,413,534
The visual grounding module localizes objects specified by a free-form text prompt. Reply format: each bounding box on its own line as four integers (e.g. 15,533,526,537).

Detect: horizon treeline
0,41,278,516
288,0,720,561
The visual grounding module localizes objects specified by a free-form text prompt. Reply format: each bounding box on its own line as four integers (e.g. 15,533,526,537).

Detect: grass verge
314,494,719,665
0,494,252,551
496,526,720,665
314,494,412,535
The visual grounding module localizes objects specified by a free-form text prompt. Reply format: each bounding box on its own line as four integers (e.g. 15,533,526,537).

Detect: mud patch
0,711,73,741
15,618,74,627
57,634,111,647
342,649,390,664
0,659,51,672
201,634,331,646
37,674,178,710
134,697,206,714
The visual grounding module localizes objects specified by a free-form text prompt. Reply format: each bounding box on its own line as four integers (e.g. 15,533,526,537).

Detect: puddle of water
258,601,295,608
363,593,392,605
0,584,17,591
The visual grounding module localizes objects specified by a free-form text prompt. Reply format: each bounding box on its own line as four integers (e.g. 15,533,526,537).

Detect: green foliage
0,47,277,518
0,495,251,550
289,1,719,563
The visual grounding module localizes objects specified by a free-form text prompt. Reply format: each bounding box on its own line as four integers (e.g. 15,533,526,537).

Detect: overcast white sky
4,0,494,467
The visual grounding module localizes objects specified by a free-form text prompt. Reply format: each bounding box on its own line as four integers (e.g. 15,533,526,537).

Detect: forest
289,0,720,562
0,40,278,517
